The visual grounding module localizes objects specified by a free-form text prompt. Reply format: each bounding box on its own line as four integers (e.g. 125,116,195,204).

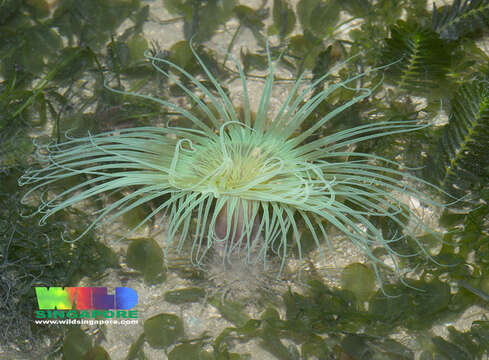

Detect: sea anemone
19,43,447,289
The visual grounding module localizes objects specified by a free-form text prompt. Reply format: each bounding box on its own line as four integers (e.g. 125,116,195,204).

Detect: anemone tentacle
19,42,450,292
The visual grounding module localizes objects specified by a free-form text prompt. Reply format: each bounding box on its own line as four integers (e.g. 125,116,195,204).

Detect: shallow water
1,0,489,359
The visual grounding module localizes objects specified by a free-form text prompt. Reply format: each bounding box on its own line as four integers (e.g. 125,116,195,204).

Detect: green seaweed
62,328,92,360
164,287,206,304
168,343,212,360
432,0,489,40
143,313,184,349
163,0,237,42
209,297,251,327
382,20,455,97
62,328,111,360
126,238,166,284
125,333,147,360
340,263,376,303
271,0,296,38
0,172,119,353
424,79,489,202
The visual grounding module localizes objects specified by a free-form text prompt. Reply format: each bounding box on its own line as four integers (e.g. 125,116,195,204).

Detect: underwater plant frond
19,41,451,291
432,0,489,40
382,20,453,96
424,79,489,203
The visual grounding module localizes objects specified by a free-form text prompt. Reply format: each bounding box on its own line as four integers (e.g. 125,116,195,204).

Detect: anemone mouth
169,129,277,195
168,124,334,211
171,138,284,196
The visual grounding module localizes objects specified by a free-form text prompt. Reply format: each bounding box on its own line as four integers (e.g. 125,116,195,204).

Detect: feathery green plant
19,43,450,290
425,79,489,202
382,20,453,96
432,0,489,40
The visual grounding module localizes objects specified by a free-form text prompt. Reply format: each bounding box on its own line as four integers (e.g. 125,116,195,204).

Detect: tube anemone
19,43,448,290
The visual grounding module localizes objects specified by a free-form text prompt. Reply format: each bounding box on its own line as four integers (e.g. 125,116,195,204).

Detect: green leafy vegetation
424,79,489,202
62,327,111,360
126,238,166,284
164,287,206,304
432,0,489,40
382,20,454,97
144,313,184,349
164,0,237,42
0,172,119,354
